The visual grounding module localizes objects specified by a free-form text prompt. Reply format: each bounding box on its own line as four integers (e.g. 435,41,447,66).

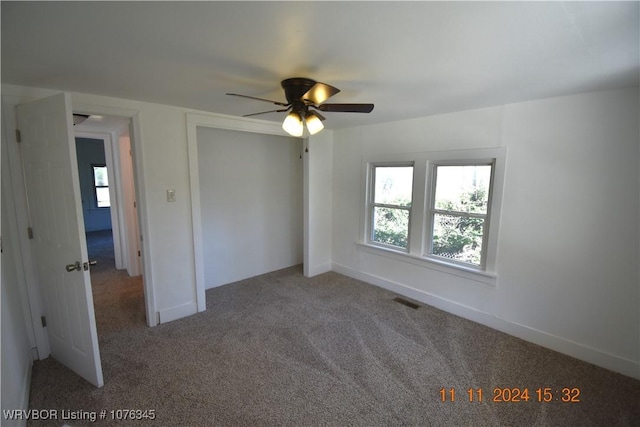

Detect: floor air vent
393,297,420,309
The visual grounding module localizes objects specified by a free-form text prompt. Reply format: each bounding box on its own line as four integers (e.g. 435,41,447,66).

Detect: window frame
367,162,415,252
91,163,110,208
361,148,506,284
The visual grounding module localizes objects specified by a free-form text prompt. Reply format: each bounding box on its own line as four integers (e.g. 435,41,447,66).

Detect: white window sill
357,242,497,286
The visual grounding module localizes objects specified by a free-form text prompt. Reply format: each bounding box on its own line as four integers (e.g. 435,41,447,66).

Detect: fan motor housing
281,77,316,105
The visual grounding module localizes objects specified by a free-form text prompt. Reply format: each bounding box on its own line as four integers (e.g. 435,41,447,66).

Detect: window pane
93,166,108,186
373,206,409,248
432,213,484,266
434,165,491,214
374,166,413,206
96,187,111,208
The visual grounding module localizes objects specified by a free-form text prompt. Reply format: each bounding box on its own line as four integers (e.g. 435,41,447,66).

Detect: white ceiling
2,1,638,130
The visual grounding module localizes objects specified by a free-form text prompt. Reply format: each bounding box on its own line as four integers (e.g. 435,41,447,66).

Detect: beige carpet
27,257,639,426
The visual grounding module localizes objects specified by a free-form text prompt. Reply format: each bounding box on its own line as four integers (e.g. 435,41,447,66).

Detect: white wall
197,127,303,288
3,83,637,381
331,87,640,379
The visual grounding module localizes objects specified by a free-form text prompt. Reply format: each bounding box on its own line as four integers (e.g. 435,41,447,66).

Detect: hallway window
92,164,110,208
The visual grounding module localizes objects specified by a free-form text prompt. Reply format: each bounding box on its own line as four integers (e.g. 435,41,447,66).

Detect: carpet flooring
27,235,640,426
85,230,146,335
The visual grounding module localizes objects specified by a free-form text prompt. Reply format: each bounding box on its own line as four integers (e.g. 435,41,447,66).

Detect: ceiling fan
226,77,374,137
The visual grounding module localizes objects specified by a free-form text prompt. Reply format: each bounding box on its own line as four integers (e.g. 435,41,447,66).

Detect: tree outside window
430,164,492,266
363,149,504,277
370,165,413,249
92,164,110,208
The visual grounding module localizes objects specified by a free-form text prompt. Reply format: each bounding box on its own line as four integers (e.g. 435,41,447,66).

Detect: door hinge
133,201,136,208
138,250,141,257
27,227,34,239
15,129,22,143
41,316,47,328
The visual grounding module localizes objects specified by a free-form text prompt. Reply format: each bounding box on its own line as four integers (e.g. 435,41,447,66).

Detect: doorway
7,93,156,387
74,116,146,334
85,229,146,334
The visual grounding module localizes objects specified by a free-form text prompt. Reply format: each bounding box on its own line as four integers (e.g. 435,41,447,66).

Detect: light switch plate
167,189,176,202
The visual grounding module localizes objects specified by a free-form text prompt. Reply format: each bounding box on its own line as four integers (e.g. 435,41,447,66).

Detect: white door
17,93,104,388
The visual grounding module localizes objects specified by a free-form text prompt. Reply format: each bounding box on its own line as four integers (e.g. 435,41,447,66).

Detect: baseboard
332,262,640,380
5,356,33,427
158,301,198,324
304,262,332,278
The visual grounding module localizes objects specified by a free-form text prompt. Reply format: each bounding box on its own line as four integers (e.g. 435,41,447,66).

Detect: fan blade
302,82,340,105
226,93,289,107
317,103,374,113
243,108,290,117
312,111,326,121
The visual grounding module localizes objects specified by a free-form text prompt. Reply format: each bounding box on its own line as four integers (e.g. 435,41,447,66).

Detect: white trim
305,262,332,277
108,127,139,276
186,112,291,138
73,103,157,327
158,301,198,324
332,262,640,380
186,116,206,312
303,137,310,277
129,112,157,327
186,112,291,312
357,242,496,285
361,147,506,280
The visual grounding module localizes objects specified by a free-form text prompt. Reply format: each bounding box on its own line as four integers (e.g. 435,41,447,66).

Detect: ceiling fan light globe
282,112,303,137
305,113,324,135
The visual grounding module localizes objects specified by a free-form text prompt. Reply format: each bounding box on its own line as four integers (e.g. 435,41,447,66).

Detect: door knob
65,261,81,272
83,260,98,271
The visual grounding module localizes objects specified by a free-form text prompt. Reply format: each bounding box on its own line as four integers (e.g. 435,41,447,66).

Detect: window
429,163,493,268
92,164,110,208
362,148,505,281
369,164,414,250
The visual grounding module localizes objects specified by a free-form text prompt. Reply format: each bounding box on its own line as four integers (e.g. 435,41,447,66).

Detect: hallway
86,230,145,335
